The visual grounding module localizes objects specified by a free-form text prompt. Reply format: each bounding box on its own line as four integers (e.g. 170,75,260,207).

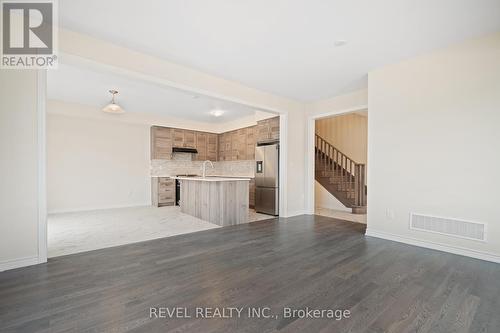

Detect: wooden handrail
315,134,360,165
315,134,366,207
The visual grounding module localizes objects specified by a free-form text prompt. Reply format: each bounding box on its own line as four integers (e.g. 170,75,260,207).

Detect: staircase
315,134,367,214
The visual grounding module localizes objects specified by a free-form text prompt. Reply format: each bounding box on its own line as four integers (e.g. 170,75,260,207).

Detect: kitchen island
175,176,250,226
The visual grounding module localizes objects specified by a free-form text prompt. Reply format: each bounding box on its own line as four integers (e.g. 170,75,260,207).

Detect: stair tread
315,139,367,210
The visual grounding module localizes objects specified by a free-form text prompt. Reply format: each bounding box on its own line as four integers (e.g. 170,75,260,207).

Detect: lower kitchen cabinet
151,177,175,207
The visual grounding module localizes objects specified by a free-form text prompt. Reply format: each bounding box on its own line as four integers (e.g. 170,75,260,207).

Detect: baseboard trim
48,203,151,215
315,205,351,213
365,229,500,264
0,256,40,272
284,210,308,218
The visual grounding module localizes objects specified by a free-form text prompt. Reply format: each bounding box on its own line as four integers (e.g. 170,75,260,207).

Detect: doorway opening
312,110,367,224
43,61,286,258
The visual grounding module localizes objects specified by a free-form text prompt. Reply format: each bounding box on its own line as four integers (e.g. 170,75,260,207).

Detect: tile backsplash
151,153,255,178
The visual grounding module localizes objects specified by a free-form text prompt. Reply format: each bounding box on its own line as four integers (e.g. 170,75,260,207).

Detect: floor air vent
410,213,485,242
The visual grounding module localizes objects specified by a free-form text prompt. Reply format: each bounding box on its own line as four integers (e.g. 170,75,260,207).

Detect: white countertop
151,175,254,179
173,176,250,182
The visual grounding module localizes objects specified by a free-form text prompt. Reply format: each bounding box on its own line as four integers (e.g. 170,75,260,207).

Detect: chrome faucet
202,160,214,178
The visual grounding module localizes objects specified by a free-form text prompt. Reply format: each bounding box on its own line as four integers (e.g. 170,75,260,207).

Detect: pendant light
102,90,124,114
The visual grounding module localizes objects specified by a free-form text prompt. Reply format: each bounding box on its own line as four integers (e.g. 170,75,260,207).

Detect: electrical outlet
386,208,395,220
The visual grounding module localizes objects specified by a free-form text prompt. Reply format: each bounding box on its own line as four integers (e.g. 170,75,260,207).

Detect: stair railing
315,134,366,207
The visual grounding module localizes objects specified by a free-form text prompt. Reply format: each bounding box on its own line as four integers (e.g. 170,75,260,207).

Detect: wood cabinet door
256,119,269,142
229,131,238,160
225,132,233,158
195,132,207,161
256,117,280,142
183,130,196,148
235,128,247,160
152,177,175,206
173,128,184,147
269,116,280,140
207,133,218,161
151,126,173,160
217,133,225,161
246,126,256,160
158,178,175,206
220,132,231,161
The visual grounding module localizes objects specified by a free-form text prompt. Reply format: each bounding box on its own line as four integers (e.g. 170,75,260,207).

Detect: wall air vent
410,213,486,242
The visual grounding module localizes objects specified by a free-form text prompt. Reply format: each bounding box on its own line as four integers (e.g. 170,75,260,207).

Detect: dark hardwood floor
1,215,499,333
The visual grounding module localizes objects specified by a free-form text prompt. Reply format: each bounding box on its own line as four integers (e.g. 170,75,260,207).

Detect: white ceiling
47,64,263,123
60,0,500,101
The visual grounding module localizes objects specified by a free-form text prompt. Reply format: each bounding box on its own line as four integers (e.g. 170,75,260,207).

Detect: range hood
172,147,198,154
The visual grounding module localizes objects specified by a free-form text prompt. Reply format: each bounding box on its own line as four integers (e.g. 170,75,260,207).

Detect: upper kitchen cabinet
171,128,196,148
152,127,211,161
173,128,185,148
246,126,256,160
151,123,263,161
183,130,196,148
195,132,207,161
269,116,280,140
227,130,239,161
236,128,247,160
217,126,256,161
151,126,173,160
218,132,232,161
217,133,225,161
256,116,280,142
207,133,218,161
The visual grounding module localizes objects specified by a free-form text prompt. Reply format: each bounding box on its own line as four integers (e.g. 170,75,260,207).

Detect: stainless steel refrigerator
255,142,279,215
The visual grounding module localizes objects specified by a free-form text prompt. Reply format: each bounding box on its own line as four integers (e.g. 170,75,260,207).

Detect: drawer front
158,201,175,207
159,193,175,203
158,177,173,184
159,187,174,196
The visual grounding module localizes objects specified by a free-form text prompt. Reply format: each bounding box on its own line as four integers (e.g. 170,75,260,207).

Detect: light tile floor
315,207,367,224
48,206,272,257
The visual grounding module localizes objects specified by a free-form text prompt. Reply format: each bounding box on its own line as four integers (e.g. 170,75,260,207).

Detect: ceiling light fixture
102,90,125,114
209,109,224,117
334,40,348,47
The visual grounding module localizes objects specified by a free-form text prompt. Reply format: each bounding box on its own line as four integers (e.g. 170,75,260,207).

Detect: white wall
314,181,351,212
308,89,368,117
47,110,151,213
366,32,500,262
315,112,368,164
0,70,41,270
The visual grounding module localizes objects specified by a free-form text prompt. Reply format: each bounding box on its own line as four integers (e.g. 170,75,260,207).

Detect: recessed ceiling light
209,109,225,117
334,40,348,47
